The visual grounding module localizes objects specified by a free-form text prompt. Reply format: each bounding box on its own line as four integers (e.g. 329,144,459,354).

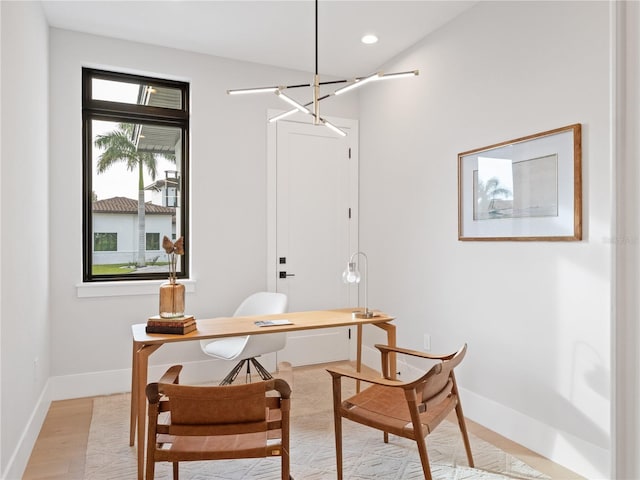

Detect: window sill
76,279,196,298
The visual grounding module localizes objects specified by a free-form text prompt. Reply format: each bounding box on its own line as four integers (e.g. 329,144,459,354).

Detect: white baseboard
3,380,52,480
49,358,241,401
362,347,610,480
460,387,610,480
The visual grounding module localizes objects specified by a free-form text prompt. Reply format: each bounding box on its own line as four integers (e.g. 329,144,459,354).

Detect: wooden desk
130,308,396,480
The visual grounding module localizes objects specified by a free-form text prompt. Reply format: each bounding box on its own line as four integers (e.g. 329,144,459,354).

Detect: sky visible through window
91,79,176,201
477,156,514,196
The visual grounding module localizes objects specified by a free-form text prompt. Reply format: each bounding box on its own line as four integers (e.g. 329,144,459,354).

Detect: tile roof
93,196,176,214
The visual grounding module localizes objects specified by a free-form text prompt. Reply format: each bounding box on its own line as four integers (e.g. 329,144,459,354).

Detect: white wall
5,2,639,479
48,29,359,387
0,1,50,478
358,1,611,478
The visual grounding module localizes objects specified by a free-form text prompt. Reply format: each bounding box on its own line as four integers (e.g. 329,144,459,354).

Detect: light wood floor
23,364,584,480
23,397,92,480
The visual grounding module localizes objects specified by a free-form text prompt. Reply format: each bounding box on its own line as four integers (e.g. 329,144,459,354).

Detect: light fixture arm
229,72,419,96
228,79,348,96
227,0,420,136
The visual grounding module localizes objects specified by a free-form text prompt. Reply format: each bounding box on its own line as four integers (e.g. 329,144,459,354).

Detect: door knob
279,271,296,279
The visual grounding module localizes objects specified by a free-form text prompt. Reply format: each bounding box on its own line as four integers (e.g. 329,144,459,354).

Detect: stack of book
146,315,196,335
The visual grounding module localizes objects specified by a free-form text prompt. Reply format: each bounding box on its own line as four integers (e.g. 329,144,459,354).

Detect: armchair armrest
375,344,462,361
326,366,404,388
158,364,183,385
273,378,292,399
327,362,443,391
147,365,183,405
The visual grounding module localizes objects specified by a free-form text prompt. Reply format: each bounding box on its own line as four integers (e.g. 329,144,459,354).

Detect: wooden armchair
145,365,292,480
326,344,473,480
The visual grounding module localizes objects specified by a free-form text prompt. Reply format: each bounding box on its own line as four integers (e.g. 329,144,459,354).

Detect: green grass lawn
92,264,137,275
92,262,170,275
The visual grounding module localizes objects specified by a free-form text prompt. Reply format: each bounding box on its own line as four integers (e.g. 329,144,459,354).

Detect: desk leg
129,341,139,446
374,322,397,380
132,343,161,480
356,325,363,393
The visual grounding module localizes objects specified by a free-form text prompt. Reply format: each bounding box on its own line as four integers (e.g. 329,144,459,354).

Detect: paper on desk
254,319,293,327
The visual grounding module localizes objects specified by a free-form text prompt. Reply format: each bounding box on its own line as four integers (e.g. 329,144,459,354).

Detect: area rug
85,364,550,479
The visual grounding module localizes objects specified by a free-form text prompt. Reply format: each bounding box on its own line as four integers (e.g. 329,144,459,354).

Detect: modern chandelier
227,0,419,136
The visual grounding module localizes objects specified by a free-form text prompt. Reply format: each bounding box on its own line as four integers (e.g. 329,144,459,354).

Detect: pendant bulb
276,91,311,114
322,118,347,137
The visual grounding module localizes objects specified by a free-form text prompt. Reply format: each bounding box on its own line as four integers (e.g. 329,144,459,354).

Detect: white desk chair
200,292,288,385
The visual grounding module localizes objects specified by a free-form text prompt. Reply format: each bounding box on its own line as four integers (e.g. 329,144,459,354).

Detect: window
146,233,160,251
94,233,117,251
83,69,189,282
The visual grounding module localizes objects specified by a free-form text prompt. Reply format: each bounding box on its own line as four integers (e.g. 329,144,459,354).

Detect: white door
267,115,359,366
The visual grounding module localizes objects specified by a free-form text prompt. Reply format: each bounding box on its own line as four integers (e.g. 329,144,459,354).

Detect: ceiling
41,0,477,79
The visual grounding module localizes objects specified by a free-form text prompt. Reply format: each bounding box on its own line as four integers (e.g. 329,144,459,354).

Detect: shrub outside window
146,233,160,251
82,69,189,282
94,233,117,252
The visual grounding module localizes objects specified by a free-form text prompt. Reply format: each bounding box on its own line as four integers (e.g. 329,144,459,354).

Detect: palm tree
476,176,512,219
94,123,174,267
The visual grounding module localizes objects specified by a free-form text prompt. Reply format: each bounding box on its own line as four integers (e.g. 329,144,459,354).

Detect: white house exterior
144,170,180,208
92,196,175,265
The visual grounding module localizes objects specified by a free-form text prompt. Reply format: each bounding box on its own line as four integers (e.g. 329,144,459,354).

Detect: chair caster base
220,357,273,385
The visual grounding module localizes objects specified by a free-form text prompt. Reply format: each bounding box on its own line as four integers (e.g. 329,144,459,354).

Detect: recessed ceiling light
361,34,379,45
